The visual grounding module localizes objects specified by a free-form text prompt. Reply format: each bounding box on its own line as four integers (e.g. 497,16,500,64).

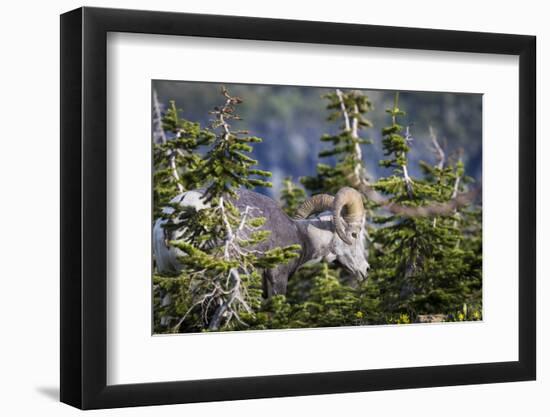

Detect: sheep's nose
362,265,370,279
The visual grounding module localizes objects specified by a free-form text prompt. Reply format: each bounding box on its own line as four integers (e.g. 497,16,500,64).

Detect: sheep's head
295,187,369,280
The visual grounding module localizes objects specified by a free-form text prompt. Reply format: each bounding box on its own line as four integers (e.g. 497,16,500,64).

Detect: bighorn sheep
153,187,369,296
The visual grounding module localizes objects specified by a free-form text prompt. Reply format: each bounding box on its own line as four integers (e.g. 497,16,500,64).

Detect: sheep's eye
351,232,358,239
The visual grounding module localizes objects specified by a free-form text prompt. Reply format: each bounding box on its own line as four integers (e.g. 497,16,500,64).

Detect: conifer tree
378,92,414,197
198,87,272,202
290,263,357,328
418,132,481,319
167,87,300,331
153,95,214,217
289,89,380,327
370,94,481,320
302,89,373,194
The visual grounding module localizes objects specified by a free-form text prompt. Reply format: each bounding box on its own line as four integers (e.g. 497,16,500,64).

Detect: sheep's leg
262,273,274,299
271,277,288,296
263,269,289,297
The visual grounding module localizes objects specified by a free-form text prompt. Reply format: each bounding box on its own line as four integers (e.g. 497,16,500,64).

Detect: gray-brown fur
153,188,369,297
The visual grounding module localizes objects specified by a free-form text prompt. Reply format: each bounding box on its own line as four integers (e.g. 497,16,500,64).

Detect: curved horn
333,187,365,244
294,194,335,219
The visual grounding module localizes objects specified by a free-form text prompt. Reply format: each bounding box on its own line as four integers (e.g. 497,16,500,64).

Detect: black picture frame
60,6,536,410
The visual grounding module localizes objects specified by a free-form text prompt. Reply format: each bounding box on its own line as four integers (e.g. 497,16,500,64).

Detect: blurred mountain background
153,80,482,198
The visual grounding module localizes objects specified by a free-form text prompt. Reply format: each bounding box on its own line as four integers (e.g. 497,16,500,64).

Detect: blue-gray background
153,80,482,198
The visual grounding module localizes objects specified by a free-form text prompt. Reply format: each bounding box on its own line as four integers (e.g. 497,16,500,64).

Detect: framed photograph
60,6,536,410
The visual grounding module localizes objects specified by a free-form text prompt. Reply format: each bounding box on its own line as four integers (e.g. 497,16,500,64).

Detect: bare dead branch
335,89,351,132
429,125,445,170
402,126,414,197
170,134,184,194
452,151,464,200
336,89,369,188
347,173,479,218
152,89,167,145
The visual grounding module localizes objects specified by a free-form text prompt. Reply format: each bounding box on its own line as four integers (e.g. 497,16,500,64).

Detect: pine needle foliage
243,263,383,329
280,177,306,216
199,87,272,203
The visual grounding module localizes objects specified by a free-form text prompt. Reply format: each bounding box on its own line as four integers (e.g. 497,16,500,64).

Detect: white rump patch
154,190,211,274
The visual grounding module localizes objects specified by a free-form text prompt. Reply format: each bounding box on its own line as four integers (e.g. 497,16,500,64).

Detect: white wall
0,0,546,415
